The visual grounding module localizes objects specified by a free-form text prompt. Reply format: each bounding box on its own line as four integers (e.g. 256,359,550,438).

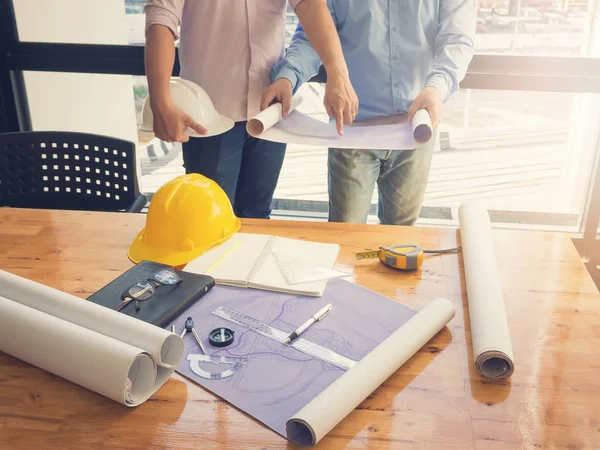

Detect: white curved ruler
187,354,247,380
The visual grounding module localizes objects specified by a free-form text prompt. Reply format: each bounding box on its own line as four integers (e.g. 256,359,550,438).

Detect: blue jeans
328,135,435,225
182,121,286,219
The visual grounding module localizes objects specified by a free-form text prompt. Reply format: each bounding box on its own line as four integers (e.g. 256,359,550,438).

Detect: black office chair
0,131,147,213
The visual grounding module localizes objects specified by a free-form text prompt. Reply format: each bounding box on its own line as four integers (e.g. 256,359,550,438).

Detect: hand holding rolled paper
248,87,435,149
248,94,304,137
408,86,442,144
411,109,433,144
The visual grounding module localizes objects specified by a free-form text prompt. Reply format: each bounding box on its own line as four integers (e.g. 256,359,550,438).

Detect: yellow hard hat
128,173,241,267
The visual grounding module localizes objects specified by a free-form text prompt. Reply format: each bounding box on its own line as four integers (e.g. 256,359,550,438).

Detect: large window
3,0,600,234
475,0,598,56
128,0,600,230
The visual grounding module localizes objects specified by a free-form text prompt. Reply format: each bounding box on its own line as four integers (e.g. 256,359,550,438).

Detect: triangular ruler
272,252,349,285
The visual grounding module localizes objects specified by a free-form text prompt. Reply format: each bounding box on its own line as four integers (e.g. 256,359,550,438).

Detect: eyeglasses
116,268,182,312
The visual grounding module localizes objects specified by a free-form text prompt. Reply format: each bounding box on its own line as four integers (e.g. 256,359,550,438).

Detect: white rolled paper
0,269,184,406
458,202,515,379
286,297,455,447
412,109,433,144
247,94,304,137
246,98,434,150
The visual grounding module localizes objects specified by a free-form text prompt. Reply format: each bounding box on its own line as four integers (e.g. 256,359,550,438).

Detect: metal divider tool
174,318,243,381
212,306,357,370
180,316,207,354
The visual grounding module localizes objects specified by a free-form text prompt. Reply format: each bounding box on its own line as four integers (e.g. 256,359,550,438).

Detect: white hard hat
141,78,234,138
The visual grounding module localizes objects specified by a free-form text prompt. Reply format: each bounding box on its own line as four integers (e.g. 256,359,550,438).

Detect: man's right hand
151,101,207,143
323,71,358,136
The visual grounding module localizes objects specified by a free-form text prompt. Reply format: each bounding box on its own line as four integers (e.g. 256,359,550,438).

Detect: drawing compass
179,316,207,354
209,327,235,347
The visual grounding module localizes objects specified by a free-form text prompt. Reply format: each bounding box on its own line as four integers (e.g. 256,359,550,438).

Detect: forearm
271,24,322,93
426,0,475,100
294,0,347,78
145,24,176,109
426,38,474,100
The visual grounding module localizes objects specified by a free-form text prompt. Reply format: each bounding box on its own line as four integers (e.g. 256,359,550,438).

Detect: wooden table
1,208,599,450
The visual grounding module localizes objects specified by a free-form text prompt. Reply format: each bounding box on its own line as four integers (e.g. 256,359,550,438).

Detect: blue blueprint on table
165,279,416,438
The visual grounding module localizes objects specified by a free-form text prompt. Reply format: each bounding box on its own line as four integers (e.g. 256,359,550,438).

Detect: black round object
209,327,235,347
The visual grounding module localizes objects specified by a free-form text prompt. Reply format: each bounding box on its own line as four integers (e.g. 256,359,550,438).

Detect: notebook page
249,237,340,296
184,233,271,286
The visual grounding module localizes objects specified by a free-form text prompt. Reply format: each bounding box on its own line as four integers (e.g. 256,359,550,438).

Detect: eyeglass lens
153,269,179,285
128,281,155,301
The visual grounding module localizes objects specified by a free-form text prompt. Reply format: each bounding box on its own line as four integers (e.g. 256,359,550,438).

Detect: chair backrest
0,131,142,212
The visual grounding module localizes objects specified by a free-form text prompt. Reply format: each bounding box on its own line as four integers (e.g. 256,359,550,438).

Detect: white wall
12,0,139,145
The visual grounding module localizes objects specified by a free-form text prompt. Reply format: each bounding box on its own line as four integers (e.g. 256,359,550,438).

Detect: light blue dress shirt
272,0,476,121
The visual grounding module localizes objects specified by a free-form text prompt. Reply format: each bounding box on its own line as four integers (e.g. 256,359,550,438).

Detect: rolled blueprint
246,100,433,150
0,296,156,405
0,269,184,406
412,109,433,144
247,94,304,137
457,202,515,379
285,297,455,447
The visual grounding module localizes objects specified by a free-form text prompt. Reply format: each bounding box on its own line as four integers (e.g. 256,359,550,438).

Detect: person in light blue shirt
263,0,475,225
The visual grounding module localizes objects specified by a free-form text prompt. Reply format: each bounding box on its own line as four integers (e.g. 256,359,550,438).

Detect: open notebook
183,233,343,297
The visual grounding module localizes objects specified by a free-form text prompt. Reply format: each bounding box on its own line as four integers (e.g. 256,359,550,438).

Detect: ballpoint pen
284,303,332,344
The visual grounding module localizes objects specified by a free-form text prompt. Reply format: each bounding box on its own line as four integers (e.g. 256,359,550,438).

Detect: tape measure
355,245,460,271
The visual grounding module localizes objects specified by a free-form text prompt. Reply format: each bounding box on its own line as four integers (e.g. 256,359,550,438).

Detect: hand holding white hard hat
141,78,234,138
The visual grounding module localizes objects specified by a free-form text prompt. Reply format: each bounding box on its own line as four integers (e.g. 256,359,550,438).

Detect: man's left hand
324,72,359,135
261,78,294,115
408,87,443,127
